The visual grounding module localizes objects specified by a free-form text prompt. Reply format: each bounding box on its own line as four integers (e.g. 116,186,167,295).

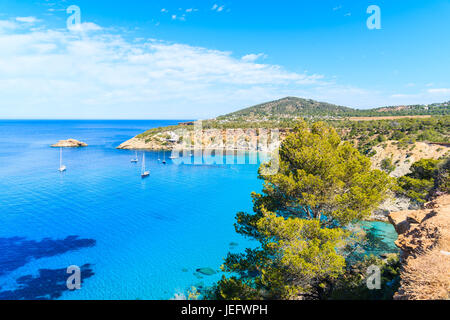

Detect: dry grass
392,195,450,300
395,250,450,300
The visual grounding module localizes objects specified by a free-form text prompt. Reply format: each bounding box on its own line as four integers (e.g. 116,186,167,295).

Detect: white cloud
185,8,199,13
0,20,331,119
391,93,419,99
428,88,450,94
241,53,267,62
68,22,102,32
16,16,40,24
388,89,450,105
211,4,225,12
2,19,441,118
0,20,18,31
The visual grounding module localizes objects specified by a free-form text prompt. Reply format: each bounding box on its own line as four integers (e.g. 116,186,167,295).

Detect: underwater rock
193,272,204,279
196,267,217,276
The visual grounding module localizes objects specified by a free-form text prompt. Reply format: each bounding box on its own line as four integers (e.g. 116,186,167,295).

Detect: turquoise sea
0,120,398,300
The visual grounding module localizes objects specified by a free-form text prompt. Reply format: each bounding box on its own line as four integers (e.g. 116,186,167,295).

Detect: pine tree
210,121,392,300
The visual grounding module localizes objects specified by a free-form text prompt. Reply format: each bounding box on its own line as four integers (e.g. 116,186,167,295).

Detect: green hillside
218,97,353,119
218,97,450,120
365,102,449,116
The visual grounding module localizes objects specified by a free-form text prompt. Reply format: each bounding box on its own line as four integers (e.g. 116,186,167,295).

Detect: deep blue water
0,120,398,300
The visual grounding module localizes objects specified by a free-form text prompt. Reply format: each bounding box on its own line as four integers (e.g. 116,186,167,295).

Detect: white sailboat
141,153,150,178
58,147,66,172
131,150,138,163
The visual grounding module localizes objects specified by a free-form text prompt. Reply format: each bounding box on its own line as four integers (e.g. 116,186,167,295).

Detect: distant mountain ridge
218,97,449,119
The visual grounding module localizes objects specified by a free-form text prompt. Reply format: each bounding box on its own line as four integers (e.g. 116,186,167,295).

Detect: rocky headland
117,128,285,152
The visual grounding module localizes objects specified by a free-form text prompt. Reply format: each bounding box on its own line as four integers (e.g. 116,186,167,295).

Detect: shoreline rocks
116,136,280,152
117,137,165,150
51,139,88,148
388,194,450,300
116,128,285,151
371,194,419,222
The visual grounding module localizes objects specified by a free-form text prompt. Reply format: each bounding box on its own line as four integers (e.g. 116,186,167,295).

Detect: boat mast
142,153,145,174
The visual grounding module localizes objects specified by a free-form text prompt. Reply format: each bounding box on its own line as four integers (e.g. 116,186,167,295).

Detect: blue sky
0,0,449,119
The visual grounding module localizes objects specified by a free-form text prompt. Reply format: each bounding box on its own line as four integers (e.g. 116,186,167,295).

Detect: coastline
1,119,446,300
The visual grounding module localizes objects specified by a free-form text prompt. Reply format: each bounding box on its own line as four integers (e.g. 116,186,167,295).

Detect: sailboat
162,150,166,164
141,153,150,178
58,147,66,172
131,150,138,163
169,151,178,160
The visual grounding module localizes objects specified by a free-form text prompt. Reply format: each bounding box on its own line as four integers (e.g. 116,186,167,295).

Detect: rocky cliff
117,129,284,152
388,194,450,300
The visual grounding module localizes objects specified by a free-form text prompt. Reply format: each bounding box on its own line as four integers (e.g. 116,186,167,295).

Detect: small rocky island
51,139,88,148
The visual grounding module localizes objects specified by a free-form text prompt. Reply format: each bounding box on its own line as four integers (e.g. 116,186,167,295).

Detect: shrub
381,157,396,174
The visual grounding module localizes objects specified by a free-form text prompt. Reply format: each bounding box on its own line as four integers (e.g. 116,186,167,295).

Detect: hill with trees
218,97,354,119
217,97,450,121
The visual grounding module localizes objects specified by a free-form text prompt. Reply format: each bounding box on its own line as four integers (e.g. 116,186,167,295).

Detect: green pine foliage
381,157,396,174
219,97,450,119
209,121,393,300
397,158,448,203
329,254,401,300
